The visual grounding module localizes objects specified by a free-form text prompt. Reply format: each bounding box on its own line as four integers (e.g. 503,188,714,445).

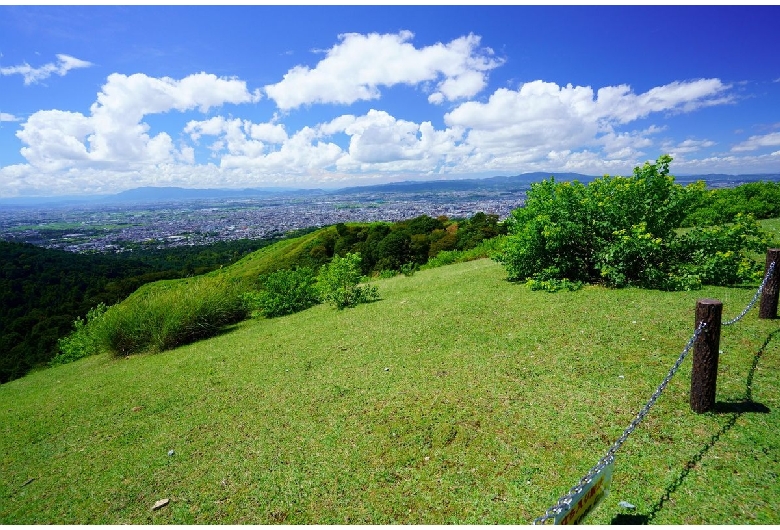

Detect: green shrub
51,303,108,366
671,214,770,285
682,181,780,227
495,155,769,291
317,253,380,309
423,249,460,269
400,263,418,277
239,290,265,319
525,278,584,292
254,267,320,318
596,223,668,288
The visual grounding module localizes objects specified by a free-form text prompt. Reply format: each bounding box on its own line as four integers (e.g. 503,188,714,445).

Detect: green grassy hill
1,258,778,524
221,226,338,283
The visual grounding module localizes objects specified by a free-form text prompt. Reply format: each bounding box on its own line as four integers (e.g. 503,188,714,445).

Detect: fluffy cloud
16,72,261,170
181,109,469,175
264,31,503,110
662,138,716,155
327,110,468,173
592,79,733,124
186,117,342,172
1,112,20,122
442,79,732,171
0,54,93,85
731,131,780,152
446,79,730,132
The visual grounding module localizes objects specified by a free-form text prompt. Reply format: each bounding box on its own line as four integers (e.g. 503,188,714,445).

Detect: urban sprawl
0,189,527,253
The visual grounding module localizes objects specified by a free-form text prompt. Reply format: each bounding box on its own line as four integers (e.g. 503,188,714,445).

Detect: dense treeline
294,212,506,275
0,237,282,383
681,180,780,227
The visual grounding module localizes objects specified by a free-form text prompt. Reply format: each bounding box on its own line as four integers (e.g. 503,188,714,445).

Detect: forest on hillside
0,237,286,383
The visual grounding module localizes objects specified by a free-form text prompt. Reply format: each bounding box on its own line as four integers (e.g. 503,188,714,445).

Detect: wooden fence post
691,299,723,414
759,249,779,320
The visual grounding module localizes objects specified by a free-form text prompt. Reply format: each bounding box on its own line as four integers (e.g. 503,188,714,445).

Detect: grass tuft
96,275,248,356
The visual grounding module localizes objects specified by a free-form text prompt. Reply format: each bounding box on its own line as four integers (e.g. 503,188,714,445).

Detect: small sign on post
555,459,614,525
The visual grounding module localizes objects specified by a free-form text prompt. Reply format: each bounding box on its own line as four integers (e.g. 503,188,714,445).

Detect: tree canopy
494,155,771,291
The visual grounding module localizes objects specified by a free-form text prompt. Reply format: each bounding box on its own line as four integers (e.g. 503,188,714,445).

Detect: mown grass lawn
1,258,778,524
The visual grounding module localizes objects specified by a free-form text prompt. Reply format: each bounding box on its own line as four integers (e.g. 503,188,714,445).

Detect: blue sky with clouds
1,5,779,197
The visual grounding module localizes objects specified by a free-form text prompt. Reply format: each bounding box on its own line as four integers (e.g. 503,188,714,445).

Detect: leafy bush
317,253,379,309
525,278,584,292
495,155,770,290
682,181,780,227
96,276,248,356
671,214,771,286
51,303,108,367
254,267,320,318
239,290,265,319
400,263,418,277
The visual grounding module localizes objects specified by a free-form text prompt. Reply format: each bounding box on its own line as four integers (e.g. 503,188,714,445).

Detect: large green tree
495,155,770,290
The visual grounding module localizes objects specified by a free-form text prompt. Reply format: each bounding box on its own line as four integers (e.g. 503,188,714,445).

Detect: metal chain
533,259,777,524
723,261,775,326
533,322,706,525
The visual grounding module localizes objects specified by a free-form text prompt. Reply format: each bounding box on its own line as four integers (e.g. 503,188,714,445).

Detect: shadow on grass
610,326,780,525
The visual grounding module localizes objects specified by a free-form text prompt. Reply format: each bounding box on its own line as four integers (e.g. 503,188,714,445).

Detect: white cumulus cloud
0,54,93,85
661,138,716,156
16,72,261,170
184,116,288,159
442,79,732,172
331,110,467,172
731,131,780,152
264,31,503,110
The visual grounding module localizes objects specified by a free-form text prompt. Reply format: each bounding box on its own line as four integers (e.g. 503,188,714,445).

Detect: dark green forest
299,212,505,275
0,237,286,382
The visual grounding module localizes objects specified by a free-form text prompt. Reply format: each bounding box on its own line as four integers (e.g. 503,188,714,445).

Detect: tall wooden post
691,299,722,414
759,249,779,320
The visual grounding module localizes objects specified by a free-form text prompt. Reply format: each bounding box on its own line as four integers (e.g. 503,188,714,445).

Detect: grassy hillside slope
1,259,779,524
222,226,338,283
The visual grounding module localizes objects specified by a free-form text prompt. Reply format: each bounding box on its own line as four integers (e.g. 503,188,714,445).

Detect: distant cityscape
3,170,780,254
0,188,527,253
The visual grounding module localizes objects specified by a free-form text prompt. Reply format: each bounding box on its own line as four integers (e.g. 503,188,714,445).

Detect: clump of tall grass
95,275,248,357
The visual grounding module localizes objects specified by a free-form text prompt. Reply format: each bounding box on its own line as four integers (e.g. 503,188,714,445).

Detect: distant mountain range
2,172,779,207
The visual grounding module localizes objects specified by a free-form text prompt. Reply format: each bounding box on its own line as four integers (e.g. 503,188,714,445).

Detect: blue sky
1,5,779,197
